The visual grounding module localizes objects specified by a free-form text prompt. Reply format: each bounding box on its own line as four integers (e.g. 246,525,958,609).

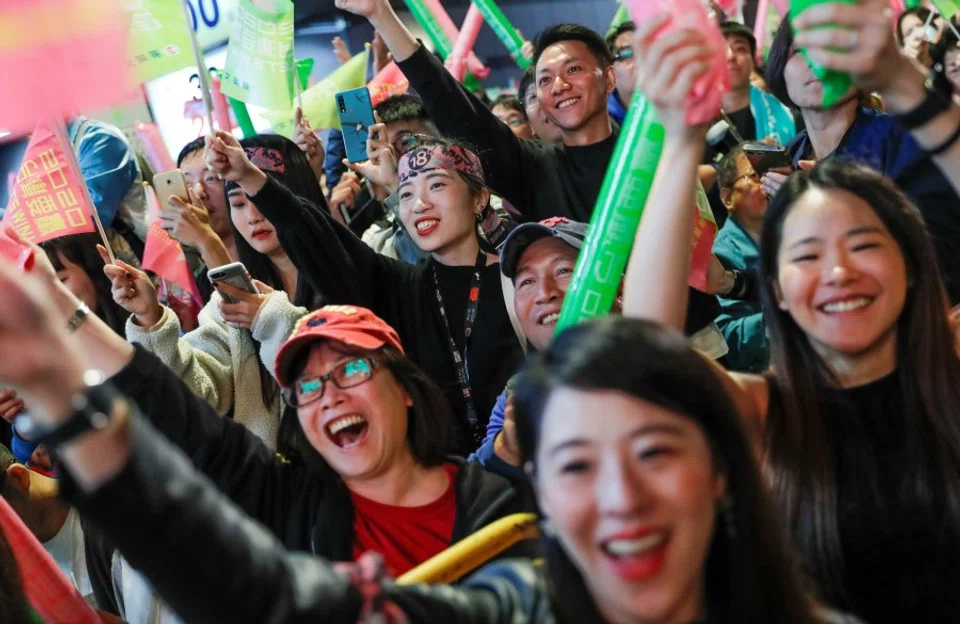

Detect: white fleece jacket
125,291,307,449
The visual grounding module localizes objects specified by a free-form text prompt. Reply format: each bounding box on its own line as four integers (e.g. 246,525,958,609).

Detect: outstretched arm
621,17,712,330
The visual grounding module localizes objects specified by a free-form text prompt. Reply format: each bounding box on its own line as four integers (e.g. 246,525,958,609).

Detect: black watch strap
14,372,117,449
892,86,951,130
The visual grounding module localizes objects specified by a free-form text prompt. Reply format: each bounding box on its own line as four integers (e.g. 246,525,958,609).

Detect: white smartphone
153,170,190,215
207,262,260,303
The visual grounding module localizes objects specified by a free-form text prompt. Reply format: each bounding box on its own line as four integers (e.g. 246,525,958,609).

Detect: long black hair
223,134,325,412
513,317,825,624
277,342,460,558
40,232,127,335
758,159,960,597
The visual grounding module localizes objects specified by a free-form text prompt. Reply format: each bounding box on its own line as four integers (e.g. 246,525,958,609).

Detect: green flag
220,0,296,111
606,3,631,37
262,49,369,135
932,0,960,18
125,0,194,82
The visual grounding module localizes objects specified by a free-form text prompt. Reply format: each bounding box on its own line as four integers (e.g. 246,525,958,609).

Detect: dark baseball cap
500,217,588,279
721,22,757,58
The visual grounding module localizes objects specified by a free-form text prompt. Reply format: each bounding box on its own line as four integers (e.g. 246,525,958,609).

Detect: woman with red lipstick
103,135,325,449
202,129,525,452
625,10,960,623
0,289,851,622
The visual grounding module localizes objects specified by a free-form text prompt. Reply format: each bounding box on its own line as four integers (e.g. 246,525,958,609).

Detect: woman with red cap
0,235,531,579
202,130,525,452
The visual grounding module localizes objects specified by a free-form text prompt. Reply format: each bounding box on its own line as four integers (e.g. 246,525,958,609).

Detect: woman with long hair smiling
623,10,960,622
0,265,856,622
201,129,524,451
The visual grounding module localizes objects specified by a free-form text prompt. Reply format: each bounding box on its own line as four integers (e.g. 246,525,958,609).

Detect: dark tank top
768,372,960,623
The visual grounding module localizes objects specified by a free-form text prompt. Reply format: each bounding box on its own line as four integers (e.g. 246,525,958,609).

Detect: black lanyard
432,250,486,427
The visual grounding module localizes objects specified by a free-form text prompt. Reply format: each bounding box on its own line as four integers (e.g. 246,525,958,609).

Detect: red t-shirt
351,463,459,576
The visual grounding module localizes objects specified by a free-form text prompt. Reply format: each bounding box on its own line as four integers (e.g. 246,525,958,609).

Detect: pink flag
142,184,203,307
2,123,97,244
688,206,719,292
369,62,411,107
0,0,133,136
0,497,101,623
625,0,730,124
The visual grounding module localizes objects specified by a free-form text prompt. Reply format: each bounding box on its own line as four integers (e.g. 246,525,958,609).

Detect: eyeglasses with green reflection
612,47,634,63
282,357,380,408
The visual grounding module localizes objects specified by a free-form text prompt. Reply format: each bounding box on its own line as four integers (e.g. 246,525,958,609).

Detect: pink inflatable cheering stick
419,0,491,78
446,5,487,82
625,0,729,124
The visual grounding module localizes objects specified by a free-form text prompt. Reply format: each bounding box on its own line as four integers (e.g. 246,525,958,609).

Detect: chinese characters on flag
368,62,410,107
2,124,96,244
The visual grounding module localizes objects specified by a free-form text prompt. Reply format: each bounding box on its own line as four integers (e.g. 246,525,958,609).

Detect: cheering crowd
2,0,960,621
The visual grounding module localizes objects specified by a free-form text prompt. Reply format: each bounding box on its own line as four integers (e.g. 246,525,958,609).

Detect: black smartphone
742,142,794,176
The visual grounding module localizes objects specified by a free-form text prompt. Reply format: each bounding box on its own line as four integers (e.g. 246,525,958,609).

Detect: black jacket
64,347,532,561
251,176,525,446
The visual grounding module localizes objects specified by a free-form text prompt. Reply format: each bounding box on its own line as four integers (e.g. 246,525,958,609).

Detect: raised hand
216,280,273,330
98,245,162,327
0,387,24,423
792,0,911,96
633,13,713,141
0,254,85,422
345,120,399,193
329,171,363,225
332,36,352,65
334,0,389,19
292,108,326,182
161,195,219,250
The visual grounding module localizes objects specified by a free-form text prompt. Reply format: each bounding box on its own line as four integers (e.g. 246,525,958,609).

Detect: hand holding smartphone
741,142,794,177
336,87,376,164
153,170,190,217
208,262,260,304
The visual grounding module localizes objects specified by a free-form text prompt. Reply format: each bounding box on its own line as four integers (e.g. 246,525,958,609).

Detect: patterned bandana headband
245,147,286,174
398,144,484,186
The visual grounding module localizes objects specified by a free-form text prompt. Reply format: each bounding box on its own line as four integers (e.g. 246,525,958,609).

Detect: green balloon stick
555,92,664,333
471,0,532,70
791,0,856,108
404,0,454,58
229,96,257,138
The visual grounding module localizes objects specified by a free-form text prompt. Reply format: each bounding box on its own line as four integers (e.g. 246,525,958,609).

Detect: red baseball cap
275,305,404,388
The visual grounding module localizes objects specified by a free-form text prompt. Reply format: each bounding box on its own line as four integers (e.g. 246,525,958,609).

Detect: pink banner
421,0,491,78
2,123,97,244
446,5,487,82
0,0,133,136
625,0,729,125
0,497,101,623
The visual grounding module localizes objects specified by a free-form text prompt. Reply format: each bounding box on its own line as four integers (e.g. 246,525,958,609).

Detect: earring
720,496,737,541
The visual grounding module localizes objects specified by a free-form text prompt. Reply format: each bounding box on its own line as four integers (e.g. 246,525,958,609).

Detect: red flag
688,205,718,293
368,62,410,107
0,0,133,136
2,123,97,244
0,497,101,623
141,184,203,307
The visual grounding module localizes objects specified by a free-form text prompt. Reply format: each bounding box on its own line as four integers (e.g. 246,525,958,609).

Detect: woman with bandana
204,130,525,453
101,135,324,450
